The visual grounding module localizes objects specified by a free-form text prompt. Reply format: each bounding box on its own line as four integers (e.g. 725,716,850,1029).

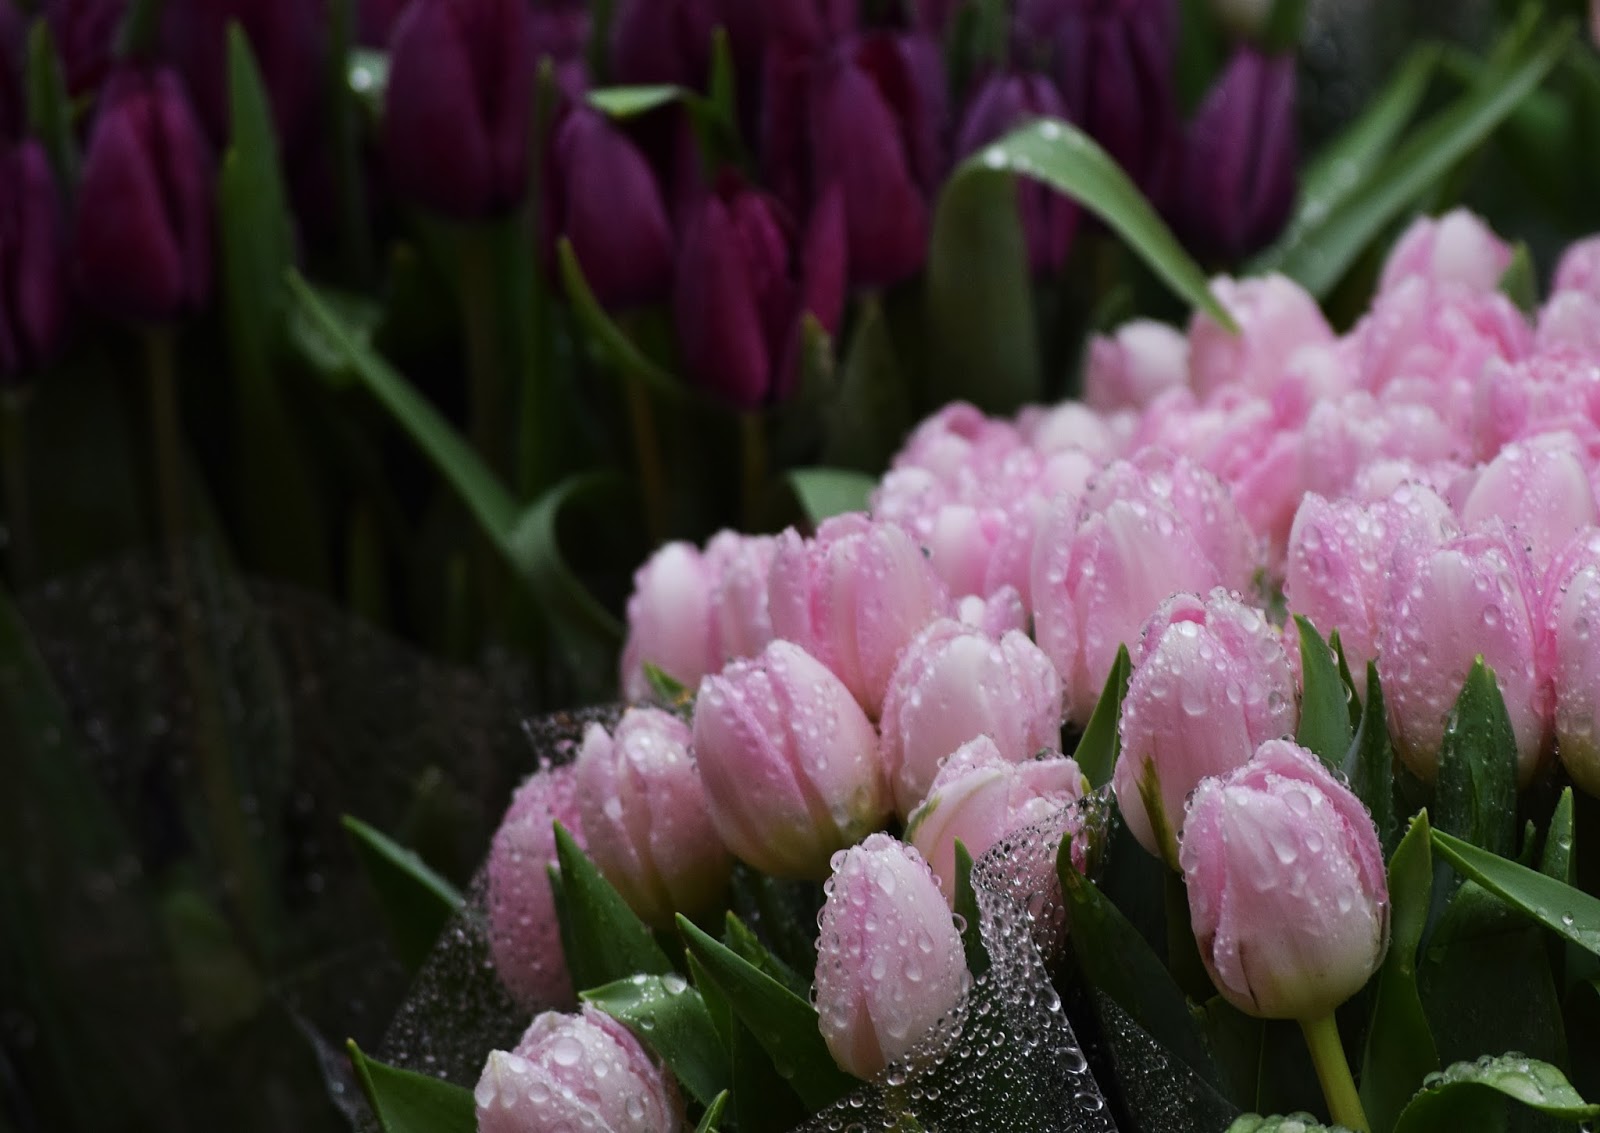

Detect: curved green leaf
1343,661,1397,857
1227,1116,1353,1133
1392,1055,1600,1132
25,19,77,187
554,824,674,992
347,47,388,119
502,471,627,649
587,84,684,117
342,816,464,973
1434,659,1516,858
1294,616,1353,770
1429,828,1600,958
1075,643,1132,790
787,468,874,526
583,974,730,1107
348,1042,475,1133
695,1091,730,1133
557,239,683,398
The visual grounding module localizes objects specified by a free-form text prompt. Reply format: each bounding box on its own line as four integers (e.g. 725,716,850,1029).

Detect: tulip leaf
582,974,731,1107
787,468,874,526
1497,242,1539,315
25,19,76,187
1390,1055,1600,1133
722,913,808,1000
1433,659,1517,859
953,841,989,977
114,0,166,58
695,1091,730,1133
1360,814,1440,1133
347,47,389,119
342,816,464,973
1294,616,1354,771
554,824,675,992
347,1041,475,1133
1250,21,1571,297
1541,788,1575,884
730,1016,810,1133
1428,828,1600,958
1343,661,1399,858
1328,630,1363,732
556,239,683,399
1227,1116,1352,1133
587,84,684,118
1074,643,1132,790
676,914,858,1109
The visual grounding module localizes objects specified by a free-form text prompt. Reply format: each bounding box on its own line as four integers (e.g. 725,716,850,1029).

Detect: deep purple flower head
45,0,127,97
0,140,68,385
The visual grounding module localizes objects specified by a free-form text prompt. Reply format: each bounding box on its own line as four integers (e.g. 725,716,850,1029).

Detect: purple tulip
1,141,68,385
357,0,409,45
73,68,214,321
675,175,846,408
956,71,1078,275
1178,48,1297,261
610,0,717,86
43,0,126,98
813,833,970,1079
385,0,534,218
0,4,22,141
1181,739,1389,1020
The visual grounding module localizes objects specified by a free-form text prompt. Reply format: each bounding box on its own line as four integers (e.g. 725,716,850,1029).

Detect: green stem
1299,1012,1369,1132
146,328,187,545
626,374,668,544
1,393,33,583
739,411,767,532
457,225,506,477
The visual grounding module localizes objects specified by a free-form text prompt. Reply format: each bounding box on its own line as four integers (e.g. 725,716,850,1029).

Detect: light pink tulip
1084,319,1191,412
955,586,1029,639
476,1005,683,1133
1460,432,1598,569
486,766,584,1009
879,618,1065,816
1299,391,1464,502
1472,355,1600,461
619,542,718,702
1354,276,1531,398
922,502,1007,598
1551,233,1600,299
1378,209,1513,297
814,833,970,1079
768,515,950,716
1535,290,1600,359
890,401,1027,487
703,530,778,664
575,709,732,926
1188,274,1335,401
1114,590,1297,864
1181,740,1389,1020
1020,401,1126,462
691,641,890,878
906,736,1087,905
1546,530,1600,796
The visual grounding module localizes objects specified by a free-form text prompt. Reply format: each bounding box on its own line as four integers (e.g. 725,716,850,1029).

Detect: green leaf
643,662,691,708
1433,659,1517,858
1329,630,1363,732
1074,643,1132,789
1429,828,1600,958
787,468,875,526
582,974,730,1107
820,298,912,473
587,84,684,117
676,915,858,1109
730,1017,810,1133
1343,661,1398,858
347,47,388,119
24,19,77,187
953,840,989,977
1298,46,1439,212
695,1091,730,1133
1391,1055,1600,1132
554,824,675,992
1294,616,1354,770
115,0,167,58
1227,1116,1352,1133
1251,23,1571,297
722,913,808,1000
348,1042,475,1133
1541,788,1575,884
557,239,682,398
502,472,628,657
1497,242,1539,314
1360,814,1440,1133
342,816,464,973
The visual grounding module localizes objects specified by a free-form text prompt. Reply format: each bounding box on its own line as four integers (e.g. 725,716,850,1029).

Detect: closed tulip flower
675,175,846,408
619,541,719,704
691,640,890,878
1379,209,1514,297
703,529,779,664
906,736,1088,905
610,0,716,86
74,68,214,321
1181,739,1389,1021
879,618,1065,817
46,0,126,97
1083,319,1190,413
1188,274,1335,401
1459,432,1598,571
1115,590,1297,865
814,833,970,1080
1,141,68,385
1547,531,1600,797
486,766,584,1009
477,1006,684,1133
385,0,534,218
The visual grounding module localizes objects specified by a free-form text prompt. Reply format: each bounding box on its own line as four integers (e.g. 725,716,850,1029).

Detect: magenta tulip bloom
879,617,1064,817
619,541,719,704
691,640,890,878
1379,209,1514,297
610,0,717,86
1083,320,1189,413
1548,531,1600,797
575,709,732,925
814,833,970,1079
1188,274,1335,400
46,0,126,97
906,736,1088,906
477,1005,684,1133
1115,589,1297,865
1181,740,1389,1020
486,766,584,1009
1,141,67,385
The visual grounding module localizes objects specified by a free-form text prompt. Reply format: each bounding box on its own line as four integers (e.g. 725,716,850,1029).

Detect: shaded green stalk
1,394,33,583
1299,1012,1368,1132
627,374,668,545
740,411,767,532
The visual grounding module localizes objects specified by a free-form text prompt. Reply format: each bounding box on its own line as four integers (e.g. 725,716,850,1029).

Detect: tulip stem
458,226,507,477
0,394,32,583
1299,1012,1368,1132
146,328,188,545
625,373,668,544
740,411,767,531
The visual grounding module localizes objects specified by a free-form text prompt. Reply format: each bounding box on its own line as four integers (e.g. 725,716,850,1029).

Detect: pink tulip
1084,320,1190,413
1379,526,1551,784
1180,740,1389,1020
768,515,950,716
921,502,1008,599
813,833,970,1079
879,618,1065,816
1378,209,1513,297
1546,530,1600,796
1460,432,1598,569
691,641,890,877
486,766,584,1009
1551,234,1600,299
1187,274,1335,401
1114,590,1297,864
906,736,1088,905
703,530,778,664
1299,391,1465,502
1021,401,1127,463
955,586,1029,639
476,1005,684,1133
619,542,718,702
1472,355,1600,461
575,709,732,926
1535,290,1600,360
1354,276,1531,398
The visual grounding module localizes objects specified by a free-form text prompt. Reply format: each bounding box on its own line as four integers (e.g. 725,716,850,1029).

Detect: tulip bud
1459,432,1598,571
879,618,1064,817
1181,739,1389,1020
1188,274,1335,401
486,766,584,1009
703,530,779,664
906,736,1088,905
1379,209,1514,297
74,68,214,321
385,0,534,218
1551,234,1600,299
1083,320,1189,413
691,640,890,878
1354,276,1532,399
548,108,676,309
1115,590,1297,864
619,541,719,704
46,0,125,97
477,1005,685,1133
955,71,1077,275
576,709,732,926
1,141,68,386
768,515,950,717
358,0,409,45
1547,531,1600,797
1379,526,1550,784
610,0,716,87
1177,49,1297,262
675,176,846,408
814,833,970,1079
0,7,21,140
